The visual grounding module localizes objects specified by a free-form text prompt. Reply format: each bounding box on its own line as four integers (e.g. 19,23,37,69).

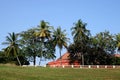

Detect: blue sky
0,0,120,65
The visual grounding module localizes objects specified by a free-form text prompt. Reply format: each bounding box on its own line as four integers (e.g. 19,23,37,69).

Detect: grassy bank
0,65,120,80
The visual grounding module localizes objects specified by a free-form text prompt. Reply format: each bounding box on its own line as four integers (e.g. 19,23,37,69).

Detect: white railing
47,65,120,69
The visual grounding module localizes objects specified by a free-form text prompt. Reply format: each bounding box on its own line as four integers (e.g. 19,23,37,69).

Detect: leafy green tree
67,43,83,64
53,27,69,65
0,51,8,63
19,28,39,66
19,21,55,66
94,31,116,54
86,31,116,65
2,32,21,66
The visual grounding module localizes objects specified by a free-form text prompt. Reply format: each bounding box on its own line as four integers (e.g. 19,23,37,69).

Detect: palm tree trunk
33,55,36,66
82,54,84,65
60,48,62,66
39,57,42,65
16,56,21,66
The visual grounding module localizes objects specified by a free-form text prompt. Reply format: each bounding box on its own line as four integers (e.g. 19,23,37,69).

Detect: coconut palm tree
35,20,52,40
71,19,90,65
71,19,90,43
35,20,54,65
53,27,69,65
2,32,21,66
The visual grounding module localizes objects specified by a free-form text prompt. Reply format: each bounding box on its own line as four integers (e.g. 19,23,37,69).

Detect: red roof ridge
57,52,70,60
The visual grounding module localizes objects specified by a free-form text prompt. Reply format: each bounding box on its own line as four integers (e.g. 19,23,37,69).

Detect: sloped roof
57,52,70,60
47,52,80,66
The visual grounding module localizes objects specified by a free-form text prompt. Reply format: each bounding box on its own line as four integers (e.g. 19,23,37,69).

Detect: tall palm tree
53,27,69,65
35,20,53,65
35,20,52,40
71,19,90,65
71,19,90,43
2,32,21,66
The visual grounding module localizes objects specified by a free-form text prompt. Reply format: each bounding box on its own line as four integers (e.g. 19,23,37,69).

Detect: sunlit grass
0,65,120,80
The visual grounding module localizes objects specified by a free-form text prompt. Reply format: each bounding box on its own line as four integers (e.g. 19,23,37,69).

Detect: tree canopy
0,19,120,65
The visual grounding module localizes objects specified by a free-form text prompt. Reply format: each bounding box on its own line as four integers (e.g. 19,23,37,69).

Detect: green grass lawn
0,65,120,80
